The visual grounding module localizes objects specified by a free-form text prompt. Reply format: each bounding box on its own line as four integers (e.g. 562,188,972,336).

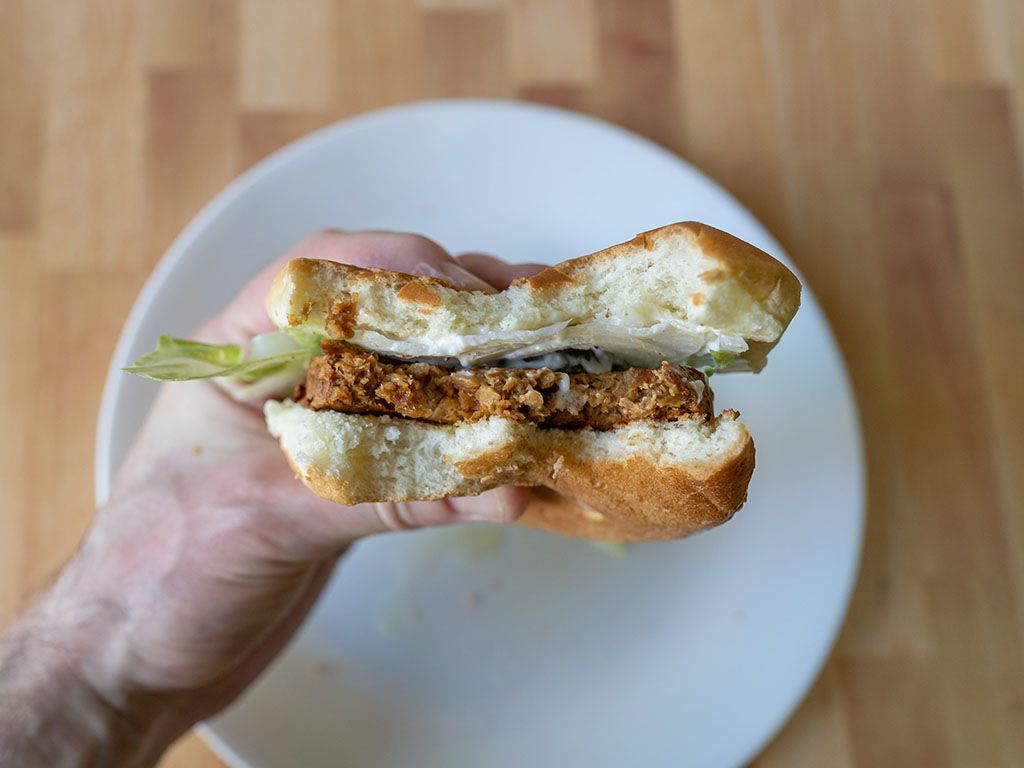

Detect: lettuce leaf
123,333,320,382
591,541,629,558
710,350,736,368
692,350,737,377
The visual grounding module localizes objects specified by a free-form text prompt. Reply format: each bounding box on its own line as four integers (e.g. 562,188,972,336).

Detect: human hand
0,231,542,763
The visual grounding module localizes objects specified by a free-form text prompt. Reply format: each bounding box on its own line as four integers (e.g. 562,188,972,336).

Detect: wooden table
2,1,1022,765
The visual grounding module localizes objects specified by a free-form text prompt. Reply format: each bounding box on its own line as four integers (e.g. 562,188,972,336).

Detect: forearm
0,577,184,766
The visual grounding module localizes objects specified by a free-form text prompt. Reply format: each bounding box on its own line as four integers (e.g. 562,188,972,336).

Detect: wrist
0,565,189,765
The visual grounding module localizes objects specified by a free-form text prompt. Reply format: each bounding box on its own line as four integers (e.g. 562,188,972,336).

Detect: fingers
284,491,531,559
254,454,531,558
287,229,453,274
351,486,530,535
409,259,496,292
454,252,547,290
194,230,547,347
304,230,500,290
182,229,538,553
446,486,532,523
193,230,506,347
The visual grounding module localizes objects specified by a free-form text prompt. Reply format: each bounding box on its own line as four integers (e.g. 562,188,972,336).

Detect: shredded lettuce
503,348,633,374
695,349,737,377
710,350,736,368
123,331,738,396
123,332,322,383
591,541,629,558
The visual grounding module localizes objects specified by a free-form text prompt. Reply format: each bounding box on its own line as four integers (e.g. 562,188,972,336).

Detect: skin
0,231,544,766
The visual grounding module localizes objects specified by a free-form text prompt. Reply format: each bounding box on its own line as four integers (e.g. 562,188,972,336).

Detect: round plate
95,100,864,768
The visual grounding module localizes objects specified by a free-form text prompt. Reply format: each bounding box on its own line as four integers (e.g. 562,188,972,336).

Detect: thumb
275,477,533,559
439,486,532,524
354,486,531,535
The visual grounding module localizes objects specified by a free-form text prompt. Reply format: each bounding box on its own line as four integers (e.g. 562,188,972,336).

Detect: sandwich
126,222,801,541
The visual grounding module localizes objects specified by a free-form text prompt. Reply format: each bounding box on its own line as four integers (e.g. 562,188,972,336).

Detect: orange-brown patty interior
293,340,713,430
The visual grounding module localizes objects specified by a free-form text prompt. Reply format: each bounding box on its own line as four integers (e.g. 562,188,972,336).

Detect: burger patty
292,340,713,430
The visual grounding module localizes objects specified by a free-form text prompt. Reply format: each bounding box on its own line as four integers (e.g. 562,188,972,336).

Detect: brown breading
324,298,357,338
293,340,713,430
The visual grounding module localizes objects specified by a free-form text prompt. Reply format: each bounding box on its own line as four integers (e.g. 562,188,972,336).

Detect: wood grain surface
2,1,1023,766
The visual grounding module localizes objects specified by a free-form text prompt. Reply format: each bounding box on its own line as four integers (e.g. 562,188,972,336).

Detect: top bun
266,222,801,372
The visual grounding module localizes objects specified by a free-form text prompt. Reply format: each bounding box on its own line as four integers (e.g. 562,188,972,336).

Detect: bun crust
266,222,801,371
515,438,756,540
518,222,800,329
265,401,755,541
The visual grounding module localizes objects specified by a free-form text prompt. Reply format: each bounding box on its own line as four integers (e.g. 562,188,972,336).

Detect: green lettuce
710,350,736,368
123,332,322,384
591,541,629,558
692,349,737,377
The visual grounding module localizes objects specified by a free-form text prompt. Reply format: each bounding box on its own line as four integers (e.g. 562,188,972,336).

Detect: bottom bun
265,400,755,541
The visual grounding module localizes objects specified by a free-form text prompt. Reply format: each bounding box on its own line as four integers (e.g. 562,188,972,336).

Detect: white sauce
351,317,748,369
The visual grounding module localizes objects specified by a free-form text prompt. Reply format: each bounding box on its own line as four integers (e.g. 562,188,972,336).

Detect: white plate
95,100,864,768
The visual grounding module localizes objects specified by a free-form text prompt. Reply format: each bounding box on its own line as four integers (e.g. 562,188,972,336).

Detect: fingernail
505,487,530,522
448,489,507,522
496,492,511,522
436,261,496,291
410,261,445,279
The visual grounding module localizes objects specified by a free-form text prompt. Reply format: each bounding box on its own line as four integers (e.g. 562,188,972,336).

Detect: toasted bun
267,222,801,372
265,400,755,541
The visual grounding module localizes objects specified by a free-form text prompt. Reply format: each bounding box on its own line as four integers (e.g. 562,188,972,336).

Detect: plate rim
93,98,866,768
